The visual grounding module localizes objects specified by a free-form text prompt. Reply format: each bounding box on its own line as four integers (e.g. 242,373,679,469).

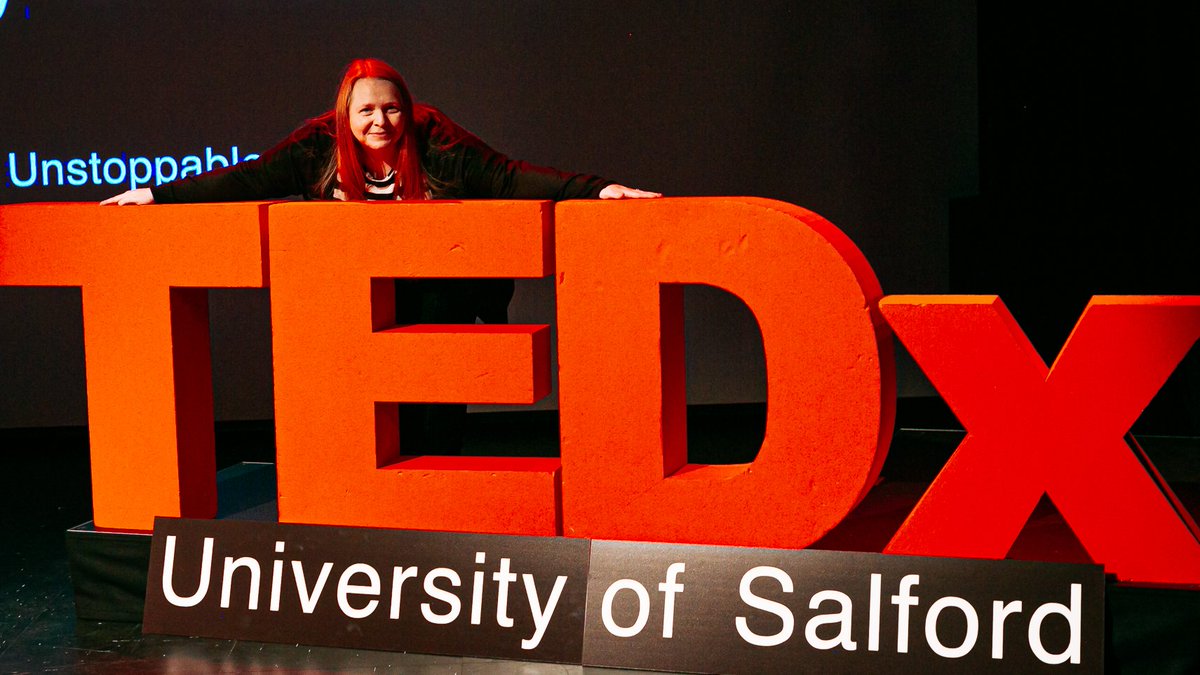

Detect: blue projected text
7,147,260,191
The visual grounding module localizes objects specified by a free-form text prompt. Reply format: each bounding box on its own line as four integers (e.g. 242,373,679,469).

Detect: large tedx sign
1,199,1198,586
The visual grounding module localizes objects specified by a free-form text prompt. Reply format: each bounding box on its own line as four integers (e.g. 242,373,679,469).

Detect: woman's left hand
100,187,155,205
599,184,662,199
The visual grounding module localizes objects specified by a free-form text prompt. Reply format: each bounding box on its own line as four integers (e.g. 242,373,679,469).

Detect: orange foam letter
881,295,1200,585
269,201,558,535
0,203,268,531
554,198,895,547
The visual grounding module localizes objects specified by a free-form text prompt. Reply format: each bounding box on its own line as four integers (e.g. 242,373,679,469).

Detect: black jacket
151,105,611,203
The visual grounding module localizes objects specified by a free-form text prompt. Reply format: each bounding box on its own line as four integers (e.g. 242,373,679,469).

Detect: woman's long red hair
331,58,427,200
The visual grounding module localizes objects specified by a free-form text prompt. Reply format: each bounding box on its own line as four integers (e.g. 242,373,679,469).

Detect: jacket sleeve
151,120,334,203
420,108,613,200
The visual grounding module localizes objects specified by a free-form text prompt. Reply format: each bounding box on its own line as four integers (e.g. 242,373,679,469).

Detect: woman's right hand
100,188,155,205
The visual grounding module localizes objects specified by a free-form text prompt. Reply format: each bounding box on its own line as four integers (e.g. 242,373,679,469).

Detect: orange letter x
881,295,1200,585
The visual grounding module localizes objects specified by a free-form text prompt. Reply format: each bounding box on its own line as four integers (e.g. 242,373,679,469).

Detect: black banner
145,519,1104,672
583,541,1103,673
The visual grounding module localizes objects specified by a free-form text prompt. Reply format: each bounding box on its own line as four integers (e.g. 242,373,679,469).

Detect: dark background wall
953,3,1199,433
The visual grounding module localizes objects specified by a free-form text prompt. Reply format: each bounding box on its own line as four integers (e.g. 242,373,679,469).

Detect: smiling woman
98,57,659,455
320,59,427,202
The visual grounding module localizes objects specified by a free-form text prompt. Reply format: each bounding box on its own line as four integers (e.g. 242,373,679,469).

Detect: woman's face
348,78,403,154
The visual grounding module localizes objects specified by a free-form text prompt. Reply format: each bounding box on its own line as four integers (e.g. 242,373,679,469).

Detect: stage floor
2,403,1198,673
